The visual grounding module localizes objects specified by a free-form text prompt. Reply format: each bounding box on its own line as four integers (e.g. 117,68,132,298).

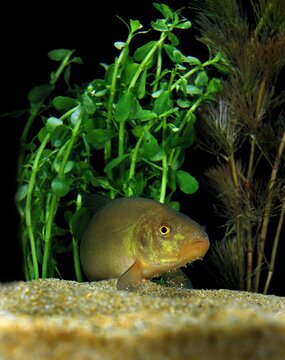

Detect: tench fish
80,197,209,290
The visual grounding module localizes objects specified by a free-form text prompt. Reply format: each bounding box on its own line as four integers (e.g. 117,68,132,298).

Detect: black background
1,1,284,295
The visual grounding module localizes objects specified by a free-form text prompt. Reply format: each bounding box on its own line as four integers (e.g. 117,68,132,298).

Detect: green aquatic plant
193,0,285,294
15,3,222,281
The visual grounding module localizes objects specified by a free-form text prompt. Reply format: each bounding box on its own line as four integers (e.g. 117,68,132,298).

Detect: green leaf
70,56,83,64
46,117,63,133
175,21,191,29
194,71,208,87
142,131,159,159
207,78,223,94
48,49,73,61
54,160,74,174
83,94,97,115
136,109,157,121
176,170,199,194
163,44,185,63
71,207,90,240
28,83,55,104
121,63,139,86
153,90,173,115
151,19,169,32
64,65,71,85
134,41,156,61
38,127,49,143
185,85,203,95
153,2,173,19
91,177,111,189
115,92,138,122
130,19,142,33
15,184,29,202
186,56,201,65
53,96,79,111
51,125,69,147
104,154,129,173
168,32,179,46
51,177,70,197
114,41,126,50
177,99,191,108
135,69,147,99
86,129,116,144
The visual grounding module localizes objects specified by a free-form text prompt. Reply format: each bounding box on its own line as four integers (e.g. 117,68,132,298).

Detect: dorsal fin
83,193,112,216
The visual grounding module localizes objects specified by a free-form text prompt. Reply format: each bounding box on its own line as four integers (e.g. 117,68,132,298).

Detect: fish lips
178,236,210,264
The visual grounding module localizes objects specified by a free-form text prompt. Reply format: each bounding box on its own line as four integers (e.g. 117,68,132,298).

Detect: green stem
128,32,167,92
129,123,155,181
118,122,125,158
17,106,41,182
51,50,75,85
106,36,132,163
42,108,83,278
73,193,83,282
159,118,168,204
25,132,51,279
152,42,163,94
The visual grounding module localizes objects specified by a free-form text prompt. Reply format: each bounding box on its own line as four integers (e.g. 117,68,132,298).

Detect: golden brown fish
80,197,209,290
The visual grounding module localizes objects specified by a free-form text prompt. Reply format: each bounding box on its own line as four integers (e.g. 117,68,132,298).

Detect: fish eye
159,224,171,236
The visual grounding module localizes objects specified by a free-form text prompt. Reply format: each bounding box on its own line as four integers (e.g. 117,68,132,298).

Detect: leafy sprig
16,3,222,281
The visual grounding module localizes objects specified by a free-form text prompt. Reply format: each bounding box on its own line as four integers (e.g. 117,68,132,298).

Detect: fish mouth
178,237,210,264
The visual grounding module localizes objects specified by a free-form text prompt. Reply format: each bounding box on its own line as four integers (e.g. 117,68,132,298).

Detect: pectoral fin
116,260,143,291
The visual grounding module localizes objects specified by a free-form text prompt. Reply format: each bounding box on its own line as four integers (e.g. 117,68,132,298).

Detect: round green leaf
194,71,209,87
134,41,156,61
153,91,173,115
142,131,159,159
86,129,116,144
175,170,199,194
15,184,29,202
53,96,79,111
51,177,70,197
48,49,73,61
46,117,63,132
115,91,135,122
28,84,55,104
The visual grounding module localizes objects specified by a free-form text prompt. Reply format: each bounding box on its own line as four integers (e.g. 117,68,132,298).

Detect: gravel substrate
0,279,285,359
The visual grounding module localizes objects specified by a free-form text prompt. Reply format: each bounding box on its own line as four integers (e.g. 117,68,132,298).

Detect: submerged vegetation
193,0,285,294
15,3,222,281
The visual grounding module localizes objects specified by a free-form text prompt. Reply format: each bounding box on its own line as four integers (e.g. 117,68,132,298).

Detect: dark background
1,1,284,295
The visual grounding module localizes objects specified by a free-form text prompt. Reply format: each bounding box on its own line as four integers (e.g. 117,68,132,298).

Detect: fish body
80,197,209,290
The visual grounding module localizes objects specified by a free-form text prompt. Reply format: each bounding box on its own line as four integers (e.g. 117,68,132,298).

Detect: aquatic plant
15,3,222,281
193,0,285,294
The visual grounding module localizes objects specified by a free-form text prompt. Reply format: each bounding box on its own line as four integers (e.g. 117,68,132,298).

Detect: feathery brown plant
193,0,285,294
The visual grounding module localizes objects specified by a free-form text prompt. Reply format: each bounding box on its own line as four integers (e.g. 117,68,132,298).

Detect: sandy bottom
0,279,285,359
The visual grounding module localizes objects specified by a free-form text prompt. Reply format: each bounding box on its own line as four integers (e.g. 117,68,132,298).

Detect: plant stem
263,195,285,295
128,32,167,92
229,150,244,290
17,106,41,182
106,36,132,163
152,43,163,94
42,108,83,278
118,122,125,157
129,123,154,181
73,193,83,282
254,129,285,292
25,132,51,279
160,118,168,204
